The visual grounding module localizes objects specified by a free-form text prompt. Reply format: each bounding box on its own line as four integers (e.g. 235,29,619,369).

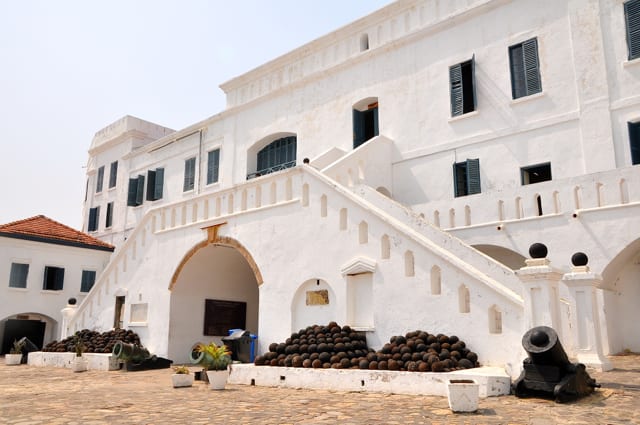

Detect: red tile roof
0,215,114,252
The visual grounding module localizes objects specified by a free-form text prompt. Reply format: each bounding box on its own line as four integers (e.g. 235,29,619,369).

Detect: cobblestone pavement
0,354,638,425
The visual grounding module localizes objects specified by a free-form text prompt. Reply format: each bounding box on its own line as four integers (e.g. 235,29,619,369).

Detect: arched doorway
601,238,640,354
0,312,56,354
167,241,260,363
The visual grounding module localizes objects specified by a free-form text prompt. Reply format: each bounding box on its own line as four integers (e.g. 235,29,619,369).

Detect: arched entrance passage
601,238,640,354
167,237,261,363
0,312,56,354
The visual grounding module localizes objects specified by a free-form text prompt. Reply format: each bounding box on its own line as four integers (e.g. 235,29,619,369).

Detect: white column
516,258,562,332
562,266,612,371
60,303,78,340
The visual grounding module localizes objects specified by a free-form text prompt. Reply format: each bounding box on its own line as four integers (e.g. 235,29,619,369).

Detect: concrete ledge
228,364,511,397
28,352,120,371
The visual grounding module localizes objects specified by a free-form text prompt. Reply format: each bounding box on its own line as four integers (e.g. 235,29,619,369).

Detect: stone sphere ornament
529,243,548,259
571,252,589,267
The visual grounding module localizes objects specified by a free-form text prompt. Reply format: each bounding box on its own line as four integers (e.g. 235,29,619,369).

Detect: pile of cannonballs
42,329,142,354
254,322,479,372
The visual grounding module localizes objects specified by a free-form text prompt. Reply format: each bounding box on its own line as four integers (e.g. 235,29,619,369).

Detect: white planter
447,379,479,413
206,369,229,390
4,354,22,365
172,373,194,388
71,357,88,372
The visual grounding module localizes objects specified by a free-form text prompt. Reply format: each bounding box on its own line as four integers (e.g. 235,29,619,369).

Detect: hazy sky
0,0,390,229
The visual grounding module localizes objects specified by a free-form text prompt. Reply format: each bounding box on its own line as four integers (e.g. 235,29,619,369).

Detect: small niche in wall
306,290,329,306
130,303,148,323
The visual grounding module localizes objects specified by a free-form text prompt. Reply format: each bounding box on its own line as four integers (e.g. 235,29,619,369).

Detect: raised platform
27,352,120,371
228,364,511,397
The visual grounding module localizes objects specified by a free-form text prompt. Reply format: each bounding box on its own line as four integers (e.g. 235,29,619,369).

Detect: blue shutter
450,63,463,116
146,169,156,201
135,175,145,205
127,178,138,206
626,0,640,60
154,168,164,199
466,158,481,195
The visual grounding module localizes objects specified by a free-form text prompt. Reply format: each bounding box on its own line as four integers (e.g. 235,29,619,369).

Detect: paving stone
0,354,638,424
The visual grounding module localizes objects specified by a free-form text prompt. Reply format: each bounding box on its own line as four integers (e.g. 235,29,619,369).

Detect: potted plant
71,334,88,372
4,339,24,365
191,342,232,390
171,365,194,388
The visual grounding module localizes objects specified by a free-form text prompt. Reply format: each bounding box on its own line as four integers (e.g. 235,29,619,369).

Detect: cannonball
368,361,378,370
302,359,312,368
377,360,388,370
466,352,478,363
431,361,445,372
458,358,474,369
312,359,322,368
359,360,369,369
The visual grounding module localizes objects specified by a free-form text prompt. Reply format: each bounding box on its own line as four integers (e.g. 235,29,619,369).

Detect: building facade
73,0,640,376
0,216,113,353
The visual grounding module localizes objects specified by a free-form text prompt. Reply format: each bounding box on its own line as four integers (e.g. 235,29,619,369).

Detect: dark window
183,157,196,192
626,0,640,60
249,136,297,179
353,102,379,148
80,270,96,293
88,206,100,232
105,202,114,228
146,168,164,201
628,121,640,165
509,38,542,99
453,158,481,197
521,163,552,185
96,166,105,193
109,161,118,189
127,175,145,206
43,266,65,291
203,299,246,336
9,263,29,288
207,149,220,184
450,57,476,116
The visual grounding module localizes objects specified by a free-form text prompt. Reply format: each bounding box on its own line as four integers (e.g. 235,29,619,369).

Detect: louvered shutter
450,63,463,116
54,268,64,291
471,54,477,110
109,161,118,188
510,43,526,99
453,163,467,197
135,175,145,205
522,39,541,95
146,169,156,201
154,168,164,199
88,207,97,231
373,107,379,137
466,158,481,195
183,159,195,191
127,178,138,206
207,150,219,184
626,0,640,60
106,202,113,228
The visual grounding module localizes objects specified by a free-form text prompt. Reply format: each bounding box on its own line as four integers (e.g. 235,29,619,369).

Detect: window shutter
88,207,97,231
466,158,481,195
453,163,467,197
471,54,477,110
510,43,526,99
54,268,64,291
127,178,138,206
146,169,156,201
522,38,541,95
154,168,164,199
353,109,365,148
183,159,195,191
135,174,145,206
106,202,113,228
96,166,104,193
626,0,640,60
94,207,100,231
208,151,219,184
373,107,379,137
450,63,463,116
109,161,118,188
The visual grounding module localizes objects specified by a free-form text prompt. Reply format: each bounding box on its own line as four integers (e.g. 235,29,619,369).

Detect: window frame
453,158,481,197
105,202,114,228
521,162,552,185
628,121,640,165
80,270,97,293
9,262,29,288
96,166,105,193
183,157,196,192
509,38,542,100
207,149,221,185
109,161,118,189
449,56,476,117
43,266,65,291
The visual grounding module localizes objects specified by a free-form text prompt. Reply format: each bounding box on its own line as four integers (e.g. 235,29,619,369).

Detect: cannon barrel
522,326,569,366
112,341,150,363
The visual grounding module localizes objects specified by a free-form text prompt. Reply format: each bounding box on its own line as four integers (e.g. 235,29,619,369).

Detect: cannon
112,341,172,371
513,326,599,403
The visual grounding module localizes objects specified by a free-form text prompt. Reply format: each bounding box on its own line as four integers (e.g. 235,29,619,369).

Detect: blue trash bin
223,329,258,363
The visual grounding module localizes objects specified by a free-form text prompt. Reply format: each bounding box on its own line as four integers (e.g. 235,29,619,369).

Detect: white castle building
73,0,640,377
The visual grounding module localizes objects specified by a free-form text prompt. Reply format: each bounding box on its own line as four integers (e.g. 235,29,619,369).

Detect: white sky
0,0,390,229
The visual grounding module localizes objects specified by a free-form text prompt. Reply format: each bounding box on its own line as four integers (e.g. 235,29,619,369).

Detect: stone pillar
516,243,562,331
562,252,612,372
60,298,78,340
